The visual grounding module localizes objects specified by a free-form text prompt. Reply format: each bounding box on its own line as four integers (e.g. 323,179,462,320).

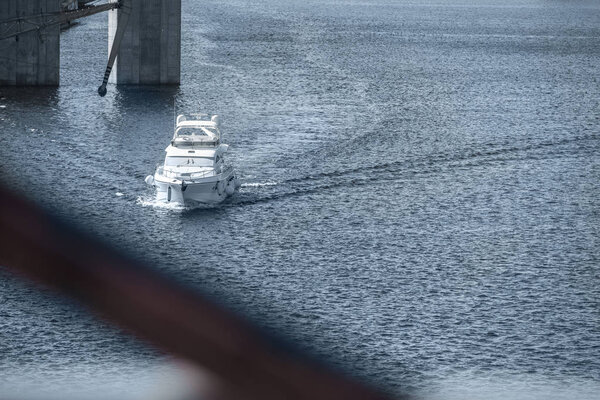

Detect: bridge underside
0,0,181,87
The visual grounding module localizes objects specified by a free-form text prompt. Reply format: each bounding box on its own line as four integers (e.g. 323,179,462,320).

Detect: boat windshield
165,156,213,167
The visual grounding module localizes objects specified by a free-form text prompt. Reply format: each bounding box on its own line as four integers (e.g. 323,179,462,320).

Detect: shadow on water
99,85,182,139
112,85,181,111
101,85,181,127
0,86,60,107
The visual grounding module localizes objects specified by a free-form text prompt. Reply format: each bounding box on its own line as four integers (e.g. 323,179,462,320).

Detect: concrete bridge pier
0,0,60,86
108,0,181,85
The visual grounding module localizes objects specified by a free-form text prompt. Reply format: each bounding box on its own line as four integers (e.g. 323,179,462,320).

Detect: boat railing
157,165,232,180
170,137,220,147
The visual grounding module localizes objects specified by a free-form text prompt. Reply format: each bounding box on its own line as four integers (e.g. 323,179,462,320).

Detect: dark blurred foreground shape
0,183,401,400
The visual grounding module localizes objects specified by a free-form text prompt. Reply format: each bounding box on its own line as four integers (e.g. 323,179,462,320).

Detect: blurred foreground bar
0,184,398,400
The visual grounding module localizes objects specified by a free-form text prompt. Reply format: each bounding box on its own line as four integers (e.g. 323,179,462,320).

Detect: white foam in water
115,192,124,197
135,196,218,211
241,181,278,188
136,196,186,211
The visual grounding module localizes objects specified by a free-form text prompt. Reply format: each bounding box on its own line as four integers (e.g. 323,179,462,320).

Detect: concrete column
108,0,180,85
0,0,60,86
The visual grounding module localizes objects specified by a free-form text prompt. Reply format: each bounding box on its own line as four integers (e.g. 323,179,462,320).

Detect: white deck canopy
171,114,221,147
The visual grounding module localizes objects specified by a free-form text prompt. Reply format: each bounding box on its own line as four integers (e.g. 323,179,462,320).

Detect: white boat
145,113,240,205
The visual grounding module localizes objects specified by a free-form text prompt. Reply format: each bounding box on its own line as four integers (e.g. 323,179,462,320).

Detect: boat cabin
161,143,229,178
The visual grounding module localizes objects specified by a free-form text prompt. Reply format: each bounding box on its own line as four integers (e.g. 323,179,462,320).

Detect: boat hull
153,170,237,205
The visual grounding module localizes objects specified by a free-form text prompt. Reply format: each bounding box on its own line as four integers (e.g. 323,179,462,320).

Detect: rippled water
1,0,599,398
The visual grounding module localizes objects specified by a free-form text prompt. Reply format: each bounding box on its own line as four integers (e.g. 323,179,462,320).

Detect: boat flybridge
145,113,240,205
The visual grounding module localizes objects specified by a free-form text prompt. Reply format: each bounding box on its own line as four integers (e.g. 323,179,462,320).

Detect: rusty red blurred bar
0,184,399,400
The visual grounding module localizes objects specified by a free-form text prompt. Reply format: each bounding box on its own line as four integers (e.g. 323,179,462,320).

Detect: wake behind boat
145,113,240,205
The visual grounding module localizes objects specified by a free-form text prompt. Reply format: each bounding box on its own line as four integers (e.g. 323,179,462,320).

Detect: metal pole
98,0,130,96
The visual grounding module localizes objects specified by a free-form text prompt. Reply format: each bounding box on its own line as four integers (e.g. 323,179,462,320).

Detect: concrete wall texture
0,0,60,85
108,0,181,85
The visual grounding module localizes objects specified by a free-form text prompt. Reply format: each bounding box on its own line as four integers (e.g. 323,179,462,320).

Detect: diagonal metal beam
98,0,130,96
0,2,119,42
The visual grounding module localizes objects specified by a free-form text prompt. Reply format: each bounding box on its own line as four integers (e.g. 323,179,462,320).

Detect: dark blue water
1,0,599,398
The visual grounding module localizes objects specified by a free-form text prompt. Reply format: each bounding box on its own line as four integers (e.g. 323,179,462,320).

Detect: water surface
1,0,599,398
